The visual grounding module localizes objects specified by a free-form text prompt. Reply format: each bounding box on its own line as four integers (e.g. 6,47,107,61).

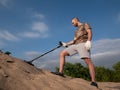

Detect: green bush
55,61,120,82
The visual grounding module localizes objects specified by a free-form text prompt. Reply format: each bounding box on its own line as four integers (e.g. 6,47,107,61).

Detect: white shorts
63,43,91,59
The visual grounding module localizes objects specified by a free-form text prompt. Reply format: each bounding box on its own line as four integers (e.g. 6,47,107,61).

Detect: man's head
72,17,80,27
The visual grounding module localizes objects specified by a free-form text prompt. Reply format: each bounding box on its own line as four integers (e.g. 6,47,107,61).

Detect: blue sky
0,0,120,70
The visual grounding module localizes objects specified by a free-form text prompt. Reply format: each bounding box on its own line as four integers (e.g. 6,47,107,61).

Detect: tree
56,62,90,80
112,61,120,82
113,61,120,71
55,61,120,82
95,66,114,82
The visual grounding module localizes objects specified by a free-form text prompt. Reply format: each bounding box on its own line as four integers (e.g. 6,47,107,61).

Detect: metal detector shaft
30,45,62,63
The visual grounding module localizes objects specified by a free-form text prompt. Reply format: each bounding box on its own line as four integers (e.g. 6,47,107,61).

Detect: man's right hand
61,42,68,47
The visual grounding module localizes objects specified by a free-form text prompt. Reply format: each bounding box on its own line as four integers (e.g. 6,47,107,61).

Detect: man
53,17,98,88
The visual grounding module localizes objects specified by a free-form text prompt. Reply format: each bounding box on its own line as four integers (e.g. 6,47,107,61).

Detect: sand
0,52,120,90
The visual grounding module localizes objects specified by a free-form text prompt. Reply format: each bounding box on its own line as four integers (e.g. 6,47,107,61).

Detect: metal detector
24,41,63,66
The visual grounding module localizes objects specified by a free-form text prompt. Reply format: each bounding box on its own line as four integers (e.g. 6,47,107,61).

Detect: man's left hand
85,41,91,50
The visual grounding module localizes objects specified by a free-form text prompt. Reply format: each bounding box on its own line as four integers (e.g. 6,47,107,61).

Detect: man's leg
59,50,69,73
83,58,98,88
83,58,96,82
51,45,76,76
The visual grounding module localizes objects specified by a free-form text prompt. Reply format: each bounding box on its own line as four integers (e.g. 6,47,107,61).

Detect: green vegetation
5,51,11,55
0,50,11,55
55,61,120,82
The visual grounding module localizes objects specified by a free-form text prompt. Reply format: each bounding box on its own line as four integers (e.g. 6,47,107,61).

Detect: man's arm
65,38,76,46
85,28,92,50
66,24,92,45
61,37,77,47
87,28,92,41
84,23,92,41
84,22,92,50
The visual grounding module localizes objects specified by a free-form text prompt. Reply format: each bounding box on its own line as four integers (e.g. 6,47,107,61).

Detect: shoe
90,82,98,88
51,72,64,77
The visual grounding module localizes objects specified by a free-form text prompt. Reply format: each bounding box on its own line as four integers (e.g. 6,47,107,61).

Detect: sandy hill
0,52,120,90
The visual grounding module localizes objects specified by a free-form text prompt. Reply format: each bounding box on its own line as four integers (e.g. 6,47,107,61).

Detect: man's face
72,19,78,27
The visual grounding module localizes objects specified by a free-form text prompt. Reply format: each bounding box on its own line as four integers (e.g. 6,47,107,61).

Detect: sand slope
0,53,120,90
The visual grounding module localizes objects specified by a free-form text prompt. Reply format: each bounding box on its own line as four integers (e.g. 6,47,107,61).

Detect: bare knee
60,51,69,57
84,58,92,65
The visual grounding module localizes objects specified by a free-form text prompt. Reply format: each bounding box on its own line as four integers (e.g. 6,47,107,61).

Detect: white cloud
0,0,12,7
0,30,20,48
0,30,19,41
0,40,5,47
34,13,45,19
24,51,40,60
24,51,40,56
117,13,120,22
31,13,49,38
28,38,120,70
19,13,49,38
0,0,8,6
92,38,120,54
91,39,120,68
32,22,48,33
92,50,120,69
20,22,49,38
92,51,120,60
21,32,41,38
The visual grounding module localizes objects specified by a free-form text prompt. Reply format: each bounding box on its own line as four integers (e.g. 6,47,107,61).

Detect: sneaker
51,72,64,77
90,82,98,88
